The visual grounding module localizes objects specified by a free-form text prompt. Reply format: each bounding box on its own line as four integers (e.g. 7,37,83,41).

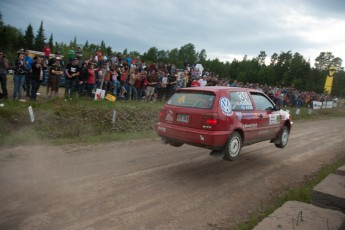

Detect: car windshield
167,91,215,109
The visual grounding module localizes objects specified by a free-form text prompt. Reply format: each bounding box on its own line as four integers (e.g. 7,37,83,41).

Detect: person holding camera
13,52,29,100
0,50,9,99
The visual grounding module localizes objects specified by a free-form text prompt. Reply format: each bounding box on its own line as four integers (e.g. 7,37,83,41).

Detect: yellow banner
324,66,336,94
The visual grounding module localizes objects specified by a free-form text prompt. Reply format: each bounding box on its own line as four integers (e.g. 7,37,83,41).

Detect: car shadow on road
162,148,276,189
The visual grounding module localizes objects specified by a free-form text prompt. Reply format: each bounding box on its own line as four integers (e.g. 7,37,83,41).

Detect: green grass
0,98,164,146
0,99,345,147
235,156,345,230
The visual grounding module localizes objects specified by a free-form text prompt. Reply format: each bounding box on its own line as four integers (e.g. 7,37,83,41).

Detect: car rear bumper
156,122,230,150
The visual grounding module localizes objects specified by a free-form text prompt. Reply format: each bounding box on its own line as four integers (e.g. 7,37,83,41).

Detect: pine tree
24,24,34,49
48,34,54,50
34,21,46,51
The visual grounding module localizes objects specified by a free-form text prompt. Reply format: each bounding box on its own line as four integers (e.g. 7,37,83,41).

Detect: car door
229,91,258,142
250,92,281,140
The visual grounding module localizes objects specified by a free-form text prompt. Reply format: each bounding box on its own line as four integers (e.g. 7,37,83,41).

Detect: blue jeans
128,84,137,100
13,75,26,99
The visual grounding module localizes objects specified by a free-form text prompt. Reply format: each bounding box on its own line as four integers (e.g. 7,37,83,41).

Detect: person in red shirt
86,63,97,97
191,78,201,87
43,43,51,60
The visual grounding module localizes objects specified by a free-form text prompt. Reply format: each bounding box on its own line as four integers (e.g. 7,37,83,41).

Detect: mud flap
160,138,168,145
209,150,225,159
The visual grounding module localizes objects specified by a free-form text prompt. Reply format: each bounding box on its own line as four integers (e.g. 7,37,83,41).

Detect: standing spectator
23,49,33,97
68,48,75,64
96,50,102,65
43,43,51,60
175,72,183,90
0,50,9,99
145,70,158,101
128,67,140,100
64,58,80,100
198,75,208,87
97,63,107,90
181,71,189,88
13,52,29,100
230,80,238,87
111,65,120,96
136,70,147,99
47,56,63,98
75,47,83,66
78,62,88,97
167,71,176,99
191,77,201,87
86,63,97,97
119,65,129,99
30,56,43,101
157,71,169,101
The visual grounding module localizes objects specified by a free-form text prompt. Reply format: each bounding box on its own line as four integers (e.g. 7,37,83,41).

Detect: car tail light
159,109,165,118
202,113,219,126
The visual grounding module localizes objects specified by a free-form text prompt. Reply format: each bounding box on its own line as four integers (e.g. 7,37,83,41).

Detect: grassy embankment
0,96,344,147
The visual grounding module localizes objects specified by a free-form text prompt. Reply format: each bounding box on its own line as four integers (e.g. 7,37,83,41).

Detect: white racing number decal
220,97,233,116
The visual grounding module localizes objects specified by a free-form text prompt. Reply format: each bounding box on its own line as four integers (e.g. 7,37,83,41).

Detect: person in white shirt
198,75,208,87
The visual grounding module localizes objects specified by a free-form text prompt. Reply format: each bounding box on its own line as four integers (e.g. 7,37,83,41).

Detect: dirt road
0,118,344,230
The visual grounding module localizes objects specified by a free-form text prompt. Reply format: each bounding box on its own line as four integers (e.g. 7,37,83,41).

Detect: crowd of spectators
0,45,337,108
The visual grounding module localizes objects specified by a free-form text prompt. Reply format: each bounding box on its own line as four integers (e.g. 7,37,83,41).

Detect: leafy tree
143,47,158,63
257,51,267,65
197,49,207,64
314,52,343,71
157,50,168,62
178,43,196,67
167,48,179,65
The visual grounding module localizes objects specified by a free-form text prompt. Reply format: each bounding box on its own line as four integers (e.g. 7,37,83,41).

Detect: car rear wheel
223,132,242,161
275,126,289,148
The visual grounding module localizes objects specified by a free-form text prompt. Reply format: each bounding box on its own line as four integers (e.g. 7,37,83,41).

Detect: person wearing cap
68,48,75,64
64,58,80,100
47,56,63,98
0,50,9,99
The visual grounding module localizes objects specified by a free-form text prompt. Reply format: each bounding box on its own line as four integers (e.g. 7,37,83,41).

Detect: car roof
177,86,262,94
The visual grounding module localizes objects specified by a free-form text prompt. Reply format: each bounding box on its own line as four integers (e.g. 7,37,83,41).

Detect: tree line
0,12,344,97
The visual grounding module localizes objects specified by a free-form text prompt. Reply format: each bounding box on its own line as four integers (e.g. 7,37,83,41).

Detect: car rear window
167,91,215,109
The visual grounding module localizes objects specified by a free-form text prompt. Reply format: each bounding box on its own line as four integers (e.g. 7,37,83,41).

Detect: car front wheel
223,132,242,161
275,126,289,148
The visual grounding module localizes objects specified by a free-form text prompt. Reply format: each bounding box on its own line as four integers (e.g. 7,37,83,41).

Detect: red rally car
156,87,293,161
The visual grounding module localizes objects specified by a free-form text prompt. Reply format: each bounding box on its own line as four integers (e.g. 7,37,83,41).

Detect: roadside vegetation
0,98,345,147
235,156,345,230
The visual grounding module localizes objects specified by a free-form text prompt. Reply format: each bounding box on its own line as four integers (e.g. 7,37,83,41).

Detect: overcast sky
1,0,345,67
